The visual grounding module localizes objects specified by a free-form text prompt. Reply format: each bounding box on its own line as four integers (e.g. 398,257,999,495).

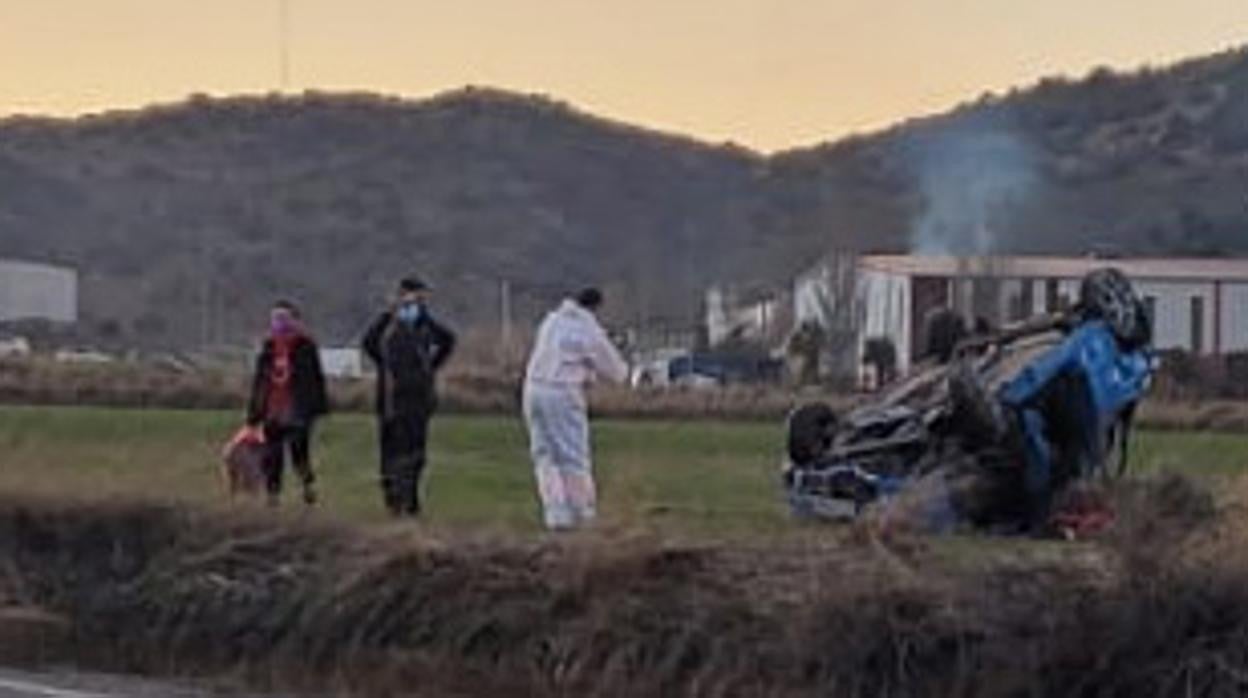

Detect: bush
4,354,1248,430
1153,351,1248,401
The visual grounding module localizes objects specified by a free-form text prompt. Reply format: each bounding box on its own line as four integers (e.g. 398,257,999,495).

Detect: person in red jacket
246,300,329,507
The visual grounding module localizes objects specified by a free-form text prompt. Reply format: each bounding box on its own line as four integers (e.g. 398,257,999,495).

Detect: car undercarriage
784,268,1156,535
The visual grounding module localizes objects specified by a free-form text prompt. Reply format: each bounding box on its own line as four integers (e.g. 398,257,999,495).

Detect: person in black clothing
246,300,330,507
362,278,457,517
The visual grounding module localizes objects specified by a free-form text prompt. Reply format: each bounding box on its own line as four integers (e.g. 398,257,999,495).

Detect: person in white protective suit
523,288,630,530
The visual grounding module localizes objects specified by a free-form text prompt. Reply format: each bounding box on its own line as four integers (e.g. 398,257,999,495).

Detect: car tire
787,402,838,467
1079,268,1150,348
923,308,967,363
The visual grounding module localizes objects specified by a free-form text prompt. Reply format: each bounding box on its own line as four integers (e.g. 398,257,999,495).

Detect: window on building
1191,296,1205,354
1016,281,1034,321
1045,279,1059,313
1143,296,1157,331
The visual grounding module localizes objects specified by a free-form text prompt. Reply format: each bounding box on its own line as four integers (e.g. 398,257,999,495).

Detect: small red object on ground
1052,486,1116,540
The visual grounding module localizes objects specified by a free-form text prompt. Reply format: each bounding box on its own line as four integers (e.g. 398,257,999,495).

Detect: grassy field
1,405,1247,537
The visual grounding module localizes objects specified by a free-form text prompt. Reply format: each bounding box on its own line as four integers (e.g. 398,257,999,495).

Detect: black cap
398,277,431,293
272,298,301,317
575,287,603,310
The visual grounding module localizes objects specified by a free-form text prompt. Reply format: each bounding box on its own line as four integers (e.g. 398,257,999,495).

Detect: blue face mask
397,303,423,324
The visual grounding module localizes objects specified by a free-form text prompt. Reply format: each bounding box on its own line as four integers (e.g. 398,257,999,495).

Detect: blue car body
999,320,1153,510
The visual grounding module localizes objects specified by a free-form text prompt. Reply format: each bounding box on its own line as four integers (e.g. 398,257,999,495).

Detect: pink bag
221,426,267,496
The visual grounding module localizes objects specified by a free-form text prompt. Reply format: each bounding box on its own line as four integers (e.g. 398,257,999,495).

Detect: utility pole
279,0,291,90
199,236,211,349
500,279,512,356
637,269,649,355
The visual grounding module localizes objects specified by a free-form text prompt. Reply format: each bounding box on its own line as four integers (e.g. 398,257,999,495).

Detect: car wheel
787,403,838,467
1079,268,1150,348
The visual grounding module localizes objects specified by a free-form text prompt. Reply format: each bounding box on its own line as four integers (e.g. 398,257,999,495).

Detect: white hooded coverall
523,300,629,529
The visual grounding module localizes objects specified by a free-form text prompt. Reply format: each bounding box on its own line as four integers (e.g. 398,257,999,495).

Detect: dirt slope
0,479,1242,697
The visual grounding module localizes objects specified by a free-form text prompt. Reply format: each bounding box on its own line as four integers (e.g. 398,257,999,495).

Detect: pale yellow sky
2,1,1246,150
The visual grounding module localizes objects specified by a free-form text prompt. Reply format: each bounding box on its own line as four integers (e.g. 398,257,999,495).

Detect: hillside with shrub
1,47,1246,348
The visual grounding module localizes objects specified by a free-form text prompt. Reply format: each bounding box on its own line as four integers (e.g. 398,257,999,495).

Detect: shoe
303,485,319,506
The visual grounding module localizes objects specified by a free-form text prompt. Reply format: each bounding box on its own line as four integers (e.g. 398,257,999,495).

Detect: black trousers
263,422,315,497
379,413,431,516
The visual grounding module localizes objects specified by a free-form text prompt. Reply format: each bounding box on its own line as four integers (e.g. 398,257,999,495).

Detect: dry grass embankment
0,357,823,420
1,474,1246,697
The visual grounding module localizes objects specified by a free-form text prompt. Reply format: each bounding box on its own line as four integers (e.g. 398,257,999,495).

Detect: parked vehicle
669,351,784,387
53,348,115,364
0,335,31,359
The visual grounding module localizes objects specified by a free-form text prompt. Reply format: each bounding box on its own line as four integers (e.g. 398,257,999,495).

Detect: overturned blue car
784,268,1156,534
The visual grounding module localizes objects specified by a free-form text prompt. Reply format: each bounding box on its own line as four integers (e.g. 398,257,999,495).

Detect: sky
2,1,1247,151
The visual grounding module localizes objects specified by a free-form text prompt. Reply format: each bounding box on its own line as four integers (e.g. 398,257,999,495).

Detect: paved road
0,669,270,698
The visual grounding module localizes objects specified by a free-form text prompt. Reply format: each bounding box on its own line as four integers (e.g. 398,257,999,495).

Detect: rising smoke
908,119,1041,256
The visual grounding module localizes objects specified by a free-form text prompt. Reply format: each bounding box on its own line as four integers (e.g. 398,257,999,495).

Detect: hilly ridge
2,46,1247,349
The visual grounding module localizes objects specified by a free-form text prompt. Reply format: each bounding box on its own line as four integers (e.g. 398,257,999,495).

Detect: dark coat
246,335,330,426
362,311,457,419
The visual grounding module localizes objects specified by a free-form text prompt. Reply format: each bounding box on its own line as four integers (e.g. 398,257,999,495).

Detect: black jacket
362,311,456,418
246,335,330,426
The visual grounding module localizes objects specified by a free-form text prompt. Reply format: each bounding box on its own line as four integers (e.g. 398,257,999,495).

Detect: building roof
0,259,77,277
859,255,1248,282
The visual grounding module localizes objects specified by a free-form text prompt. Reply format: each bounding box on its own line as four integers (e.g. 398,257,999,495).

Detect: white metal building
319,347,365,379
0,259,78,324
705,285,785,347
795,255,1248,374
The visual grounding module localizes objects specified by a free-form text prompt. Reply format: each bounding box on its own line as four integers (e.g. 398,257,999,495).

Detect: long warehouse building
796,255,1248,374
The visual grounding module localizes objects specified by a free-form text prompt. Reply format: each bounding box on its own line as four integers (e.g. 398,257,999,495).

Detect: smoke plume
908,119,1040,256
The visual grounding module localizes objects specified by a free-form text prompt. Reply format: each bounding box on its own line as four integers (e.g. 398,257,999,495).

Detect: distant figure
246,300,329,507
786,321,826,386
523,288,629,530
923,308,968,364
973,315,995,337
362,277,457,518
862,336,898,389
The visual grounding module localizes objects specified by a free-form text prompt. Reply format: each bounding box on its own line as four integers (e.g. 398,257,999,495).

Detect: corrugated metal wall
1023,279,1246,355
857,269,912,371
803,260,1248,377
0,261,78,323
858,276,1247,363
1134,281,1214,353
1219,283,1248,353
